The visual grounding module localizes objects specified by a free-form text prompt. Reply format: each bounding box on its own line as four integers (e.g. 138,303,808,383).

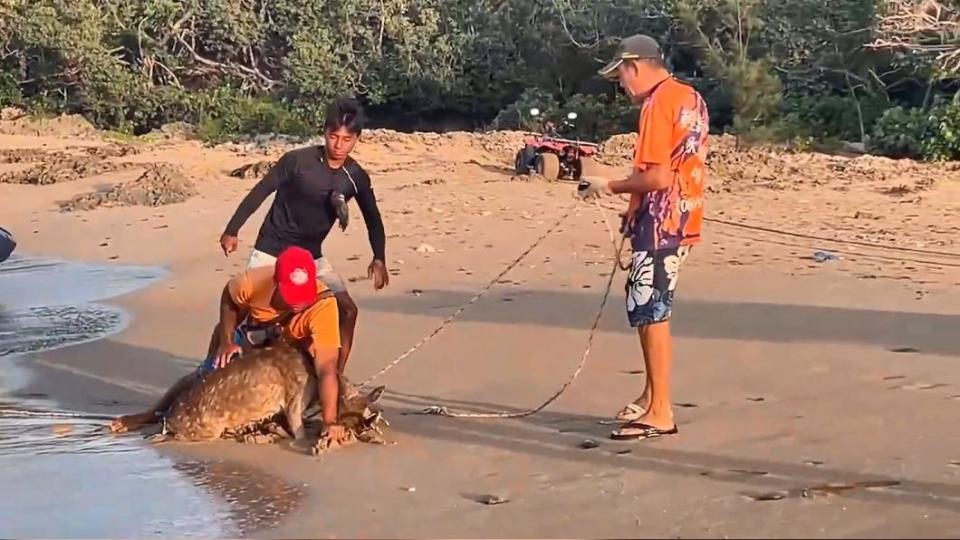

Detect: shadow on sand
379,389,960,513
358,288,960,356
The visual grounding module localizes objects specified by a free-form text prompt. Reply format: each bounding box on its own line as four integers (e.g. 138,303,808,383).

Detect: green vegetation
1,0,959,159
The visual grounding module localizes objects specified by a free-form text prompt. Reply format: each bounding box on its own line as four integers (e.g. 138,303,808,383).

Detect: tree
672,0,783,143
0,0,952,151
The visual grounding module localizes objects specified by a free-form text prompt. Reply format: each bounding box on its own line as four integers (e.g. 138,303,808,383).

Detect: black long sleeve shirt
223,145,386,261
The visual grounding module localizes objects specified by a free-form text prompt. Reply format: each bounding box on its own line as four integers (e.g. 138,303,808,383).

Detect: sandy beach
1,112,959,538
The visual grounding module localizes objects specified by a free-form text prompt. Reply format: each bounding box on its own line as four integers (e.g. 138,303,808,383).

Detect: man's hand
220,234,239,257
576,176,612,200
331,192,349,231
214,342,242,369
322,423,349,444
312,422,352,453
368,259,389,290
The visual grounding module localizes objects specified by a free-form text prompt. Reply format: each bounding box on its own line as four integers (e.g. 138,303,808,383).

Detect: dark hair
323,97,365,135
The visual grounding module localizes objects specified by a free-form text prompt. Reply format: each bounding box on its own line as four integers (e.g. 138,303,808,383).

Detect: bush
562,93,636,141
491,89,636,141
866,106,936,159
196,91,312,143
491,88,559,132
126,87,203,135
728,59,783,139
0,72,23,108
923,95,960,161
783,93,890,142
867,96,960,161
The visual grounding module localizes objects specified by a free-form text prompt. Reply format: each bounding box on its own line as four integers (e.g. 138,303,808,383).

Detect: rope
703,216,960,259
0,408,116,422
358,200,579,389
593,199,960,260
595,200,632,271
409,199,628,419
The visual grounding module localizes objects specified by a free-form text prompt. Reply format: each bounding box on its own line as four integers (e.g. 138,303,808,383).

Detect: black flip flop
610,422,679,441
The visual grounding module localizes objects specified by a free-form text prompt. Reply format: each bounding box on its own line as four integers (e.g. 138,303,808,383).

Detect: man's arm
298,301,346,442
219,285,243,346
222,153,293,237
608,164,672,195
312,343,341,426
210,283,248,367
352,168,386,262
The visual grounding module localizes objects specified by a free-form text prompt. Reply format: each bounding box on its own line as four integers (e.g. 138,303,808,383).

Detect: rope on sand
358,200,581,389
366,197,628,419
593,199,960,260
0,408,116,422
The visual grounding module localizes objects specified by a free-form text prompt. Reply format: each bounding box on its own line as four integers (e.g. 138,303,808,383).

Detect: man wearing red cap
110,246,349,443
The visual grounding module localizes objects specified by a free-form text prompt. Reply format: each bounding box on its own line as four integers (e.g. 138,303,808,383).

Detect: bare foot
109,412,157,433
615,392,652,420
632,410,675,431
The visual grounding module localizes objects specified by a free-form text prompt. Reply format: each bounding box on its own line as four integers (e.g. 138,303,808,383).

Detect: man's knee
638,319,670,335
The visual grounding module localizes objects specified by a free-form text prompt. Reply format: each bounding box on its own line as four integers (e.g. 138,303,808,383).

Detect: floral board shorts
625,246,692,327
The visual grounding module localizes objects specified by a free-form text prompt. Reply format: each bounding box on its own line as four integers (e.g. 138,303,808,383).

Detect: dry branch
868,0,960,73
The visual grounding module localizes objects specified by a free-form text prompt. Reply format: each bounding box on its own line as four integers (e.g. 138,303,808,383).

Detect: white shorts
247,248,348,294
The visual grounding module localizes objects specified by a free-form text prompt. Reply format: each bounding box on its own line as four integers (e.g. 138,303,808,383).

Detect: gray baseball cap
598,34,663,79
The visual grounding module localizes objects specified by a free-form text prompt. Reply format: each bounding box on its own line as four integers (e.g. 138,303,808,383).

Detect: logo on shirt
678,196,703,213
289,268,309,285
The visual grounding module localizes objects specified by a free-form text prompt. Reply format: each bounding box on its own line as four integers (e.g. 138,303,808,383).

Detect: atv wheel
514,147,536,175
577,156,598,180
535,152,561,180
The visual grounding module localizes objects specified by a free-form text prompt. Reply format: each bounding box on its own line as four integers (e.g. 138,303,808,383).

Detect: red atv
514,110,600,181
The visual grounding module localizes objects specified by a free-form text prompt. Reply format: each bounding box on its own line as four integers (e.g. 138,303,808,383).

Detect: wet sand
0,401,303,538
0,257,304,537
1,119,959,537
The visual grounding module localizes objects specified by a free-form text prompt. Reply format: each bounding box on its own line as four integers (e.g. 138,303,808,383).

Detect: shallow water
0,254,167,311
0,255,302,537
0,303,126,357
0,254,164,357
0,401,303,538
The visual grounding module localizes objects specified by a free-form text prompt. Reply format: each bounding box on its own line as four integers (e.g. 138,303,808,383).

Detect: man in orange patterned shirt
578,34,709,441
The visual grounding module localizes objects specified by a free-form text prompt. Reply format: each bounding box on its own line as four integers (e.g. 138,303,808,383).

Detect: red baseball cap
274,246,317,308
